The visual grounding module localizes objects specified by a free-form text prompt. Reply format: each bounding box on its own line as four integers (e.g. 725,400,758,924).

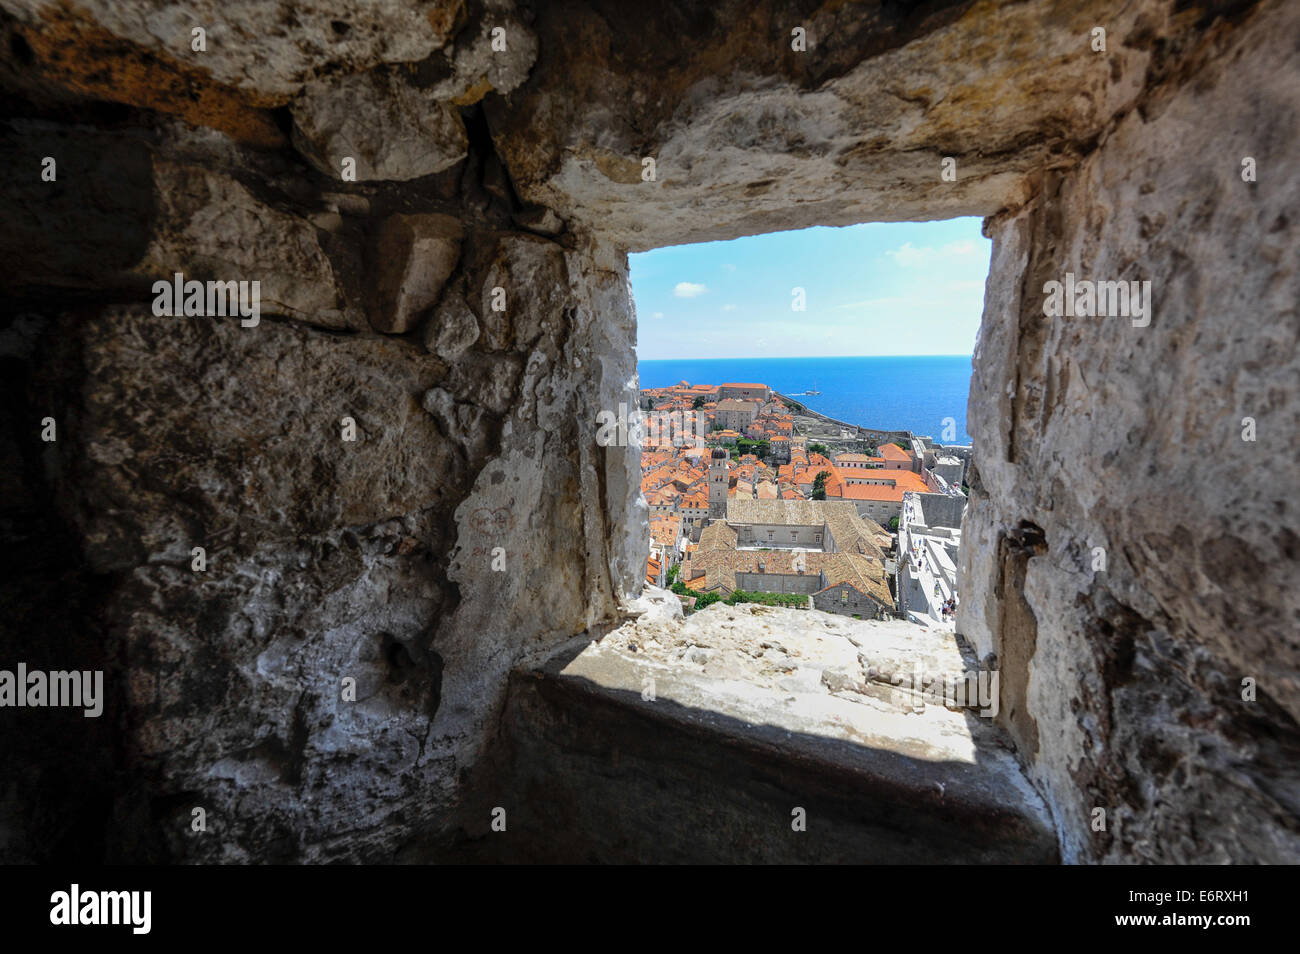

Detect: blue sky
630,218,991,360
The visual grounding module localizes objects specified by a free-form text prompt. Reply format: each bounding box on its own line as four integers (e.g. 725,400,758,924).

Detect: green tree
811,470,831,500
888,515,900,532
671,580,721,613
692,396,706,409
808,442,828,456
725,590,810,608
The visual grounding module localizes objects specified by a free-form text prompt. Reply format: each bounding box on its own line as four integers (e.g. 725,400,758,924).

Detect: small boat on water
802,379,821,396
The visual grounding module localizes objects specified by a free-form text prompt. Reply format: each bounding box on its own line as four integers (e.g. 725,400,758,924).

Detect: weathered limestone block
623,584,684,625
575,239,650,601
422,386,493,463
106,512,452,863
133,160,357,329
486,0,1163,250
962,0,1300,863
457,352,526,416
482,605,1057,863
292,69,469,181
43,306,457,572
369,213,464,334
476,234,570,352
422,7,538,105
423,286,481,359
3,0,464,101
420,239,643,817
514,205,565,236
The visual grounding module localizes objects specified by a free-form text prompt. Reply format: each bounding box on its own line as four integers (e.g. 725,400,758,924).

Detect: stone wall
1,42,645,857
960,0,1300,863
735,572,820,595
812,588,880,619
484,605,1059,864
916,493,966,532
1,0,1295,863
735,523,823,548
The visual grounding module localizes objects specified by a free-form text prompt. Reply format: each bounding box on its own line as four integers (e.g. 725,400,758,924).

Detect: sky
630,218,991,361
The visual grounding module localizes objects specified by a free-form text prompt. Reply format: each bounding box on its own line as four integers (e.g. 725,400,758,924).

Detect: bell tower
708,448,730,521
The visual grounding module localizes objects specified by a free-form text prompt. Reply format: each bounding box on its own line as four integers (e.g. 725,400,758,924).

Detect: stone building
706,448,730,520
648,514,684,565
681,513,893,618
834,452,885,471
810,560,893,618
724,499,888,556
717,382,771,402
713,398,758,432
876,443,917,472
930,457,966,489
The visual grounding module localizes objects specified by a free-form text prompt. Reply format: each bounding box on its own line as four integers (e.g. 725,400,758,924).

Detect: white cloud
884,242,928,267
884,240,981,267
674,282,708,298
721,264,737,273
721,303,736,312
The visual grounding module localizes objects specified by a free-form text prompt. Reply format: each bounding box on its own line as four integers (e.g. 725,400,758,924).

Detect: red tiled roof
838,483,906,502
649,516,681,546
833,469,927,501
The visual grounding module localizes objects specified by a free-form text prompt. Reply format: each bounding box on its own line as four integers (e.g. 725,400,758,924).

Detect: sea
637,355,974,445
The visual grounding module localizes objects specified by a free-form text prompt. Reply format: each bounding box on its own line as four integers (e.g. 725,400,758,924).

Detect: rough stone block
369,213,464,334
292,69,469,182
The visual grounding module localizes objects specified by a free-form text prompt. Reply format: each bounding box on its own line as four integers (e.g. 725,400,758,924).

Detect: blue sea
637,355,973,444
